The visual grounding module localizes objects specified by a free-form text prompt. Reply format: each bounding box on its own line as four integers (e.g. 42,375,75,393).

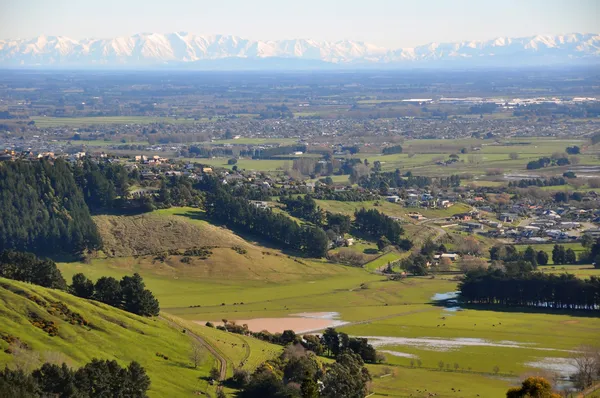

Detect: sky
0,0,597,48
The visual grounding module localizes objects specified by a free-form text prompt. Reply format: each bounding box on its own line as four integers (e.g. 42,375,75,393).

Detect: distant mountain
0,32,598,69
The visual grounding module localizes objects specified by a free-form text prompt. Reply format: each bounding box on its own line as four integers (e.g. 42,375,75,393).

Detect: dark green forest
0,159,101,255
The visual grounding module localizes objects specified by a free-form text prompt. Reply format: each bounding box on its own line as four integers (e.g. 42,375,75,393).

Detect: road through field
160,316,227,390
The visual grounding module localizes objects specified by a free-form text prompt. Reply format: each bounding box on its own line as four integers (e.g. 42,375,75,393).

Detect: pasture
0,278,218,397
51,207,600,396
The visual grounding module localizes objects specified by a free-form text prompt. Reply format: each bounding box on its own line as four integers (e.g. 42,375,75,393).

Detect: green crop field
0,278,218,397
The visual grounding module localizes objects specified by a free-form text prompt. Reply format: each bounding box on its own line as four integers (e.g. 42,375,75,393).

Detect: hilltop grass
0,278,217,397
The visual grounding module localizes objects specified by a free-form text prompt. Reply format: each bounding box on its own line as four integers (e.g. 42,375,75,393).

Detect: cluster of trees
382,145,403,155
317,327,378,363
252,145,306,159
258,105,293,119
553,191,587,203
358,170,461,191
155,177,203,209
354,208,411,249
74,158,201,212
279,195,325,225
71,273,160,316
0,250,66,289
0,359,150,397
566,145,581,155
460,269,600,311
551,244,578,265
526,156,570,170
580,237,600,268
0,159,101,255
508,177,567,188
205,188,328,257
490,245,546,269
73,158,131,211
506,377,560,398
238,347,371,398
326,213,352,235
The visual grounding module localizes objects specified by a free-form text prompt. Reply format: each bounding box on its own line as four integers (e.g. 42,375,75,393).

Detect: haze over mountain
1,32,599,69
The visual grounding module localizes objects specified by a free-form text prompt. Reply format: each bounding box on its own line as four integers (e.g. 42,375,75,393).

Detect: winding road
159,316,227,392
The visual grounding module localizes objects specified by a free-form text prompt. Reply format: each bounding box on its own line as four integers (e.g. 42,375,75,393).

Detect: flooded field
196,312,348,334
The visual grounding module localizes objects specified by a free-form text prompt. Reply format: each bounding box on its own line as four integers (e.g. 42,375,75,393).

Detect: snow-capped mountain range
0,32,598,68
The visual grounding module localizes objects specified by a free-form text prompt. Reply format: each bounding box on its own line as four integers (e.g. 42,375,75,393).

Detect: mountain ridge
1,32,599,68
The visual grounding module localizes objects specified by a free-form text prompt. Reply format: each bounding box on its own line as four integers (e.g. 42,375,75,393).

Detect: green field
7,205,600,397
315,199,472,220
0,278,218,397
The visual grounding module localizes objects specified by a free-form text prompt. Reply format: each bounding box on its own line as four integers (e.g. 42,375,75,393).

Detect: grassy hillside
94,208,250,257
0,278,217,397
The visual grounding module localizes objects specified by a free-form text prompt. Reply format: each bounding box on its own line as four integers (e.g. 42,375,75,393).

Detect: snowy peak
0,32,598,67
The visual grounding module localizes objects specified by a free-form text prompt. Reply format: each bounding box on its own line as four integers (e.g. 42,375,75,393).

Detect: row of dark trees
0,359,150,397
460,269,600,311
552,245,578,265
354,208,411,249
71,273,160,316
508,177,567,188
205,188,329,257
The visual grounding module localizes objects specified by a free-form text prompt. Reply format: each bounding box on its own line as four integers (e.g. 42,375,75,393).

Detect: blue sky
0,0,597,47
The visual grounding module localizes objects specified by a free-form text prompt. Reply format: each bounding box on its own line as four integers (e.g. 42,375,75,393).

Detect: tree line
0,359,150,397
70,273,160,316
459,269,600,311
354,208,411,249
508,177,567,188
205,188,329,257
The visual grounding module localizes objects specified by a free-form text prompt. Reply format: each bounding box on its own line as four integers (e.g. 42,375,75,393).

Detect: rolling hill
0,277,217,397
